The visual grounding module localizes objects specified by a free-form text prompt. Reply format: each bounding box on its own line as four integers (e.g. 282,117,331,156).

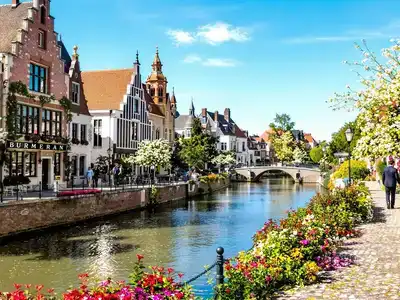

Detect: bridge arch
234,166,320,183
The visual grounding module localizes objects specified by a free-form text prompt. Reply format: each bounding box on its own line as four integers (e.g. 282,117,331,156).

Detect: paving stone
278,182,400,299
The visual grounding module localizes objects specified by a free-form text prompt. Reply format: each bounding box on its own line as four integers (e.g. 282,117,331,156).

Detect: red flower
136,254,144,262
178,273,184,278
47,288,55,294
13,284,22,290
225,288,231,294
25,284,32,289
167,267,174,274
35,285,44,292
78,273,89,280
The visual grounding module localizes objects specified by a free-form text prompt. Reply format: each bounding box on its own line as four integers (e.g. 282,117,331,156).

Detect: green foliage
3,175,31,186
271,131,295,162
125,139,172,169
376,160,387,179
148,186,160,206
269,113,295,133
94,155,110,175
293,146,308,163
217,184,372,299
59,96,73,122
328,121,361,160
178,118,218,169
332,159,370,180
309,146,324,163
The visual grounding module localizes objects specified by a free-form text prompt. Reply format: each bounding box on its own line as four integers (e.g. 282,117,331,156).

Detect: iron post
216,247,225,285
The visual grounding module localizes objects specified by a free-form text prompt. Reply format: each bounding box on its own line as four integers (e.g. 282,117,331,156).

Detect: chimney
201,108,207,117
33,0,39,9
214,111,218,121
224,108,230,121
11,0,20,8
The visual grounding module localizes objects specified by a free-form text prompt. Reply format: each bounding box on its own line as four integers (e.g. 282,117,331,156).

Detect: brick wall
0,189,145,238
0,181,230,238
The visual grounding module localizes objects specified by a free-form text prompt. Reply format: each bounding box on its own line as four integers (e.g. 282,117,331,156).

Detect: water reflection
0,178,318,297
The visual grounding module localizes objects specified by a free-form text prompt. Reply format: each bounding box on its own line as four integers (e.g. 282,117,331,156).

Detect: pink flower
300,239,309,246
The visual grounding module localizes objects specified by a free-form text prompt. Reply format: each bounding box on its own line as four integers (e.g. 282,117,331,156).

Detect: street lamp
0,140,5,203
345,127,354,185
107,147,112,187
322,145,326,172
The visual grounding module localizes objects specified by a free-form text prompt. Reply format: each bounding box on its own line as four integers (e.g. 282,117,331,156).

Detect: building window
72,123,78,139
242,142,246,151
29,63,47,93
80,124,87,142
164,128,167,139
134,99,139,113
9,152,37,177
155,128,160,139
79,156,85,176
72,82,80,104
169,129,172,141
42,109,61,136
186,129,191,138
16,105,39,135
93,119,102,147
54,153,61,176
38,30,45,49
71,156,77,176
40,6,46,24
132,122,138,140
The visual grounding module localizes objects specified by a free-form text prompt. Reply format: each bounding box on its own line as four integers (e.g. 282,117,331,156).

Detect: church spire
189,98,195,116
152,46,163,72
135,50,140,65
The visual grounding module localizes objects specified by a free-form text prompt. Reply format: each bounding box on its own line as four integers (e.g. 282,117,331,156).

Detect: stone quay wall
0,180,230,239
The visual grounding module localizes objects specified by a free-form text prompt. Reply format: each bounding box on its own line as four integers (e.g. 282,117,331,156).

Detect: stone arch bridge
234,166,321,183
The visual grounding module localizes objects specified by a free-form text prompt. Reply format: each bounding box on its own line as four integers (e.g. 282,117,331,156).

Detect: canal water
0,178,320,297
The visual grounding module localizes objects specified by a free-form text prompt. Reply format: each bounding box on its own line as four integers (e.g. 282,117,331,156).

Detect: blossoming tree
271,131,295,163
293,146,308,164
124,139,172,170
329,40,400,160
212,151,236,172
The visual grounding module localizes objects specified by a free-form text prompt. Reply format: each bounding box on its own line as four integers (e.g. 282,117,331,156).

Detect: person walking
382,159,400,209
86,167,94,188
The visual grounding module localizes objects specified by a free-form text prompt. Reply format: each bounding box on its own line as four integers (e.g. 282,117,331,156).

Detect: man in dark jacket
382,159,400,209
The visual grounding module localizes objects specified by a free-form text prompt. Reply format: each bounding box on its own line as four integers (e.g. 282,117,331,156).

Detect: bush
376,160,386,179
217,183,373,299
332,160,370,180
310,147,323,163
3,175,31,186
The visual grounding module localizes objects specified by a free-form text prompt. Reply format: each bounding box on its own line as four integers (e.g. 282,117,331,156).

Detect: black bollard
39,181,42,200
216,247,225,285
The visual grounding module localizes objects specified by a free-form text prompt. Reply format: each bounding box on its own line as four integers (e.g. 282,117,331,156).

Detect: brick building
0,0,69,189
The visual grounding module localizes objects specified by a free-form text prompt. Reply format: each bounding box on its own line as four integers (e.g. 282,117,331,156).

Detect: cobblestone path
277,182,400,300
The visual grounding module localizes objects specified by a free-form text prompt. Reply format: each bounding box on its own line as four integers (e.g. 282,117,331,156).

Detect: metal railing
0,175,186,202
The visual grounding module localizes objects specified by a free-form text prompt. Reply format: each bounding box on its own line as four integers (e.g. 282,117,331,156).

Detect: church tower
146,47,168,113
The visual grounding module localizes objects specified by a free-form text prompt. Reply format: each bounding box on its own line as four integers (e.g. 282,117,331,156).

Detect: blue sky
3,0,400,141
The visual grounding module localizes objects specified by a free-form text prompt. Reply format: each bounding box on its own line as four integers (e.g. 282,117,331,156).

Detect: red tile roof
235,125,247,138
304,133,315,143
82,69,134,111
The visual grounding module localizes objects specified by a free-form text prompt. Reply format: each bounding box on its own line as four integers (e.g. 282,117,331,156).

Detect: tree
170,140,188,171
178,117,218,170
269,113,295,133
93,155,110,175
272,131,295,162
212,151,236,171
328,40,400,160
293,146,308,163
124,139,172,169
309,146,324,163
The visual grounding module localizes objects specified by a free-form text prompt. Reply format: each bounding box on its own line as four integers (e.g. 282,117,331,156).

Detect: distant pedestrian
93,168,99,187
86,167,94,188
382,159,400,209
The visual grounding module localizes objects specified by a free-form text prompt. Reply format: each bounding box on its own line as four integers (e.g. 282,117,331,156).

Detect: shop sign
7,141,69,151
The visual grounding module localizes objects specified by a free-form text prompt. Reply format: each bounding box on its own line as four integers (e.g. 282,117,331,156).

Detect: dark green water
0,178,320,297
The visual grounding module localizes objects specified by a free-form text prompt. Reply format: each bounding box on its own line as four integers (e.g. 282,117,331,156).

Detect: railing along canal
178,246,253,299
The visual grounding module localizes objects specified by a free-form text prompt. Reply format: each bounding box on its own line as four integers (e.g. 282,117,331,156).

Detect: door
42,159,49,190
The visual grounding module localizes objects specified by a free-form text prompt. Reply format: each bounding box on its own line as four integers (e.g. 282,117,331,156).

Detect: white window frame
72,82,80,104
38,30,45,48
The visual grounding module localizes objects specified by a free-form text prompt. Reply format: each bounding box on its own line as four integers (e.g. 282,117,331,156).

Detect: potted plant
41,135,53,143
32,134,41,142
54,136,63,143
81,140,89,146
72,138,80,145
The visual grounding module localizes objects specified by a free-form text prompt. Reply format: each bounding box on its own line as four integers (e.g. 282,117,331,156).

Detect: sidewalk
279,182,400,299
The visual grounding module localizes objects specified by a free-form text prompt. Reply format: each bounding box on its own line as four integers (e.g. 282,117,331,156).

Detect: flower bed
57,189,102,197
216,183,373,299
2,255,195,299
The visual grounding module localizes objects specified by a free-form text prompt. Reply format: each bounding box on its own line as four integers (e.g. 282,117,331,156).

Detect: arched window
40,6,46,24
150,88,155,97
156,128,160,139
164,128,167,139
169,129,172,141
158,86,163,97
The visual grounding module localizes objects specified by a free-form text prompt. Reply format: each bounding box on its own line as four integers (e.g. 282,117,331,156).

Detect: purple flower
300,239,309,246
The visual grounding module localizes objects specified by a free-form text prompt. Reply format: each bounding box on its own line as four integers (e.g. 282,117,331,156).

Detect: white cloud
196,22,250,45
166,22,250,46
202,58,237,67
182,55,238,67
166,29,195,45
183,54,202,63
